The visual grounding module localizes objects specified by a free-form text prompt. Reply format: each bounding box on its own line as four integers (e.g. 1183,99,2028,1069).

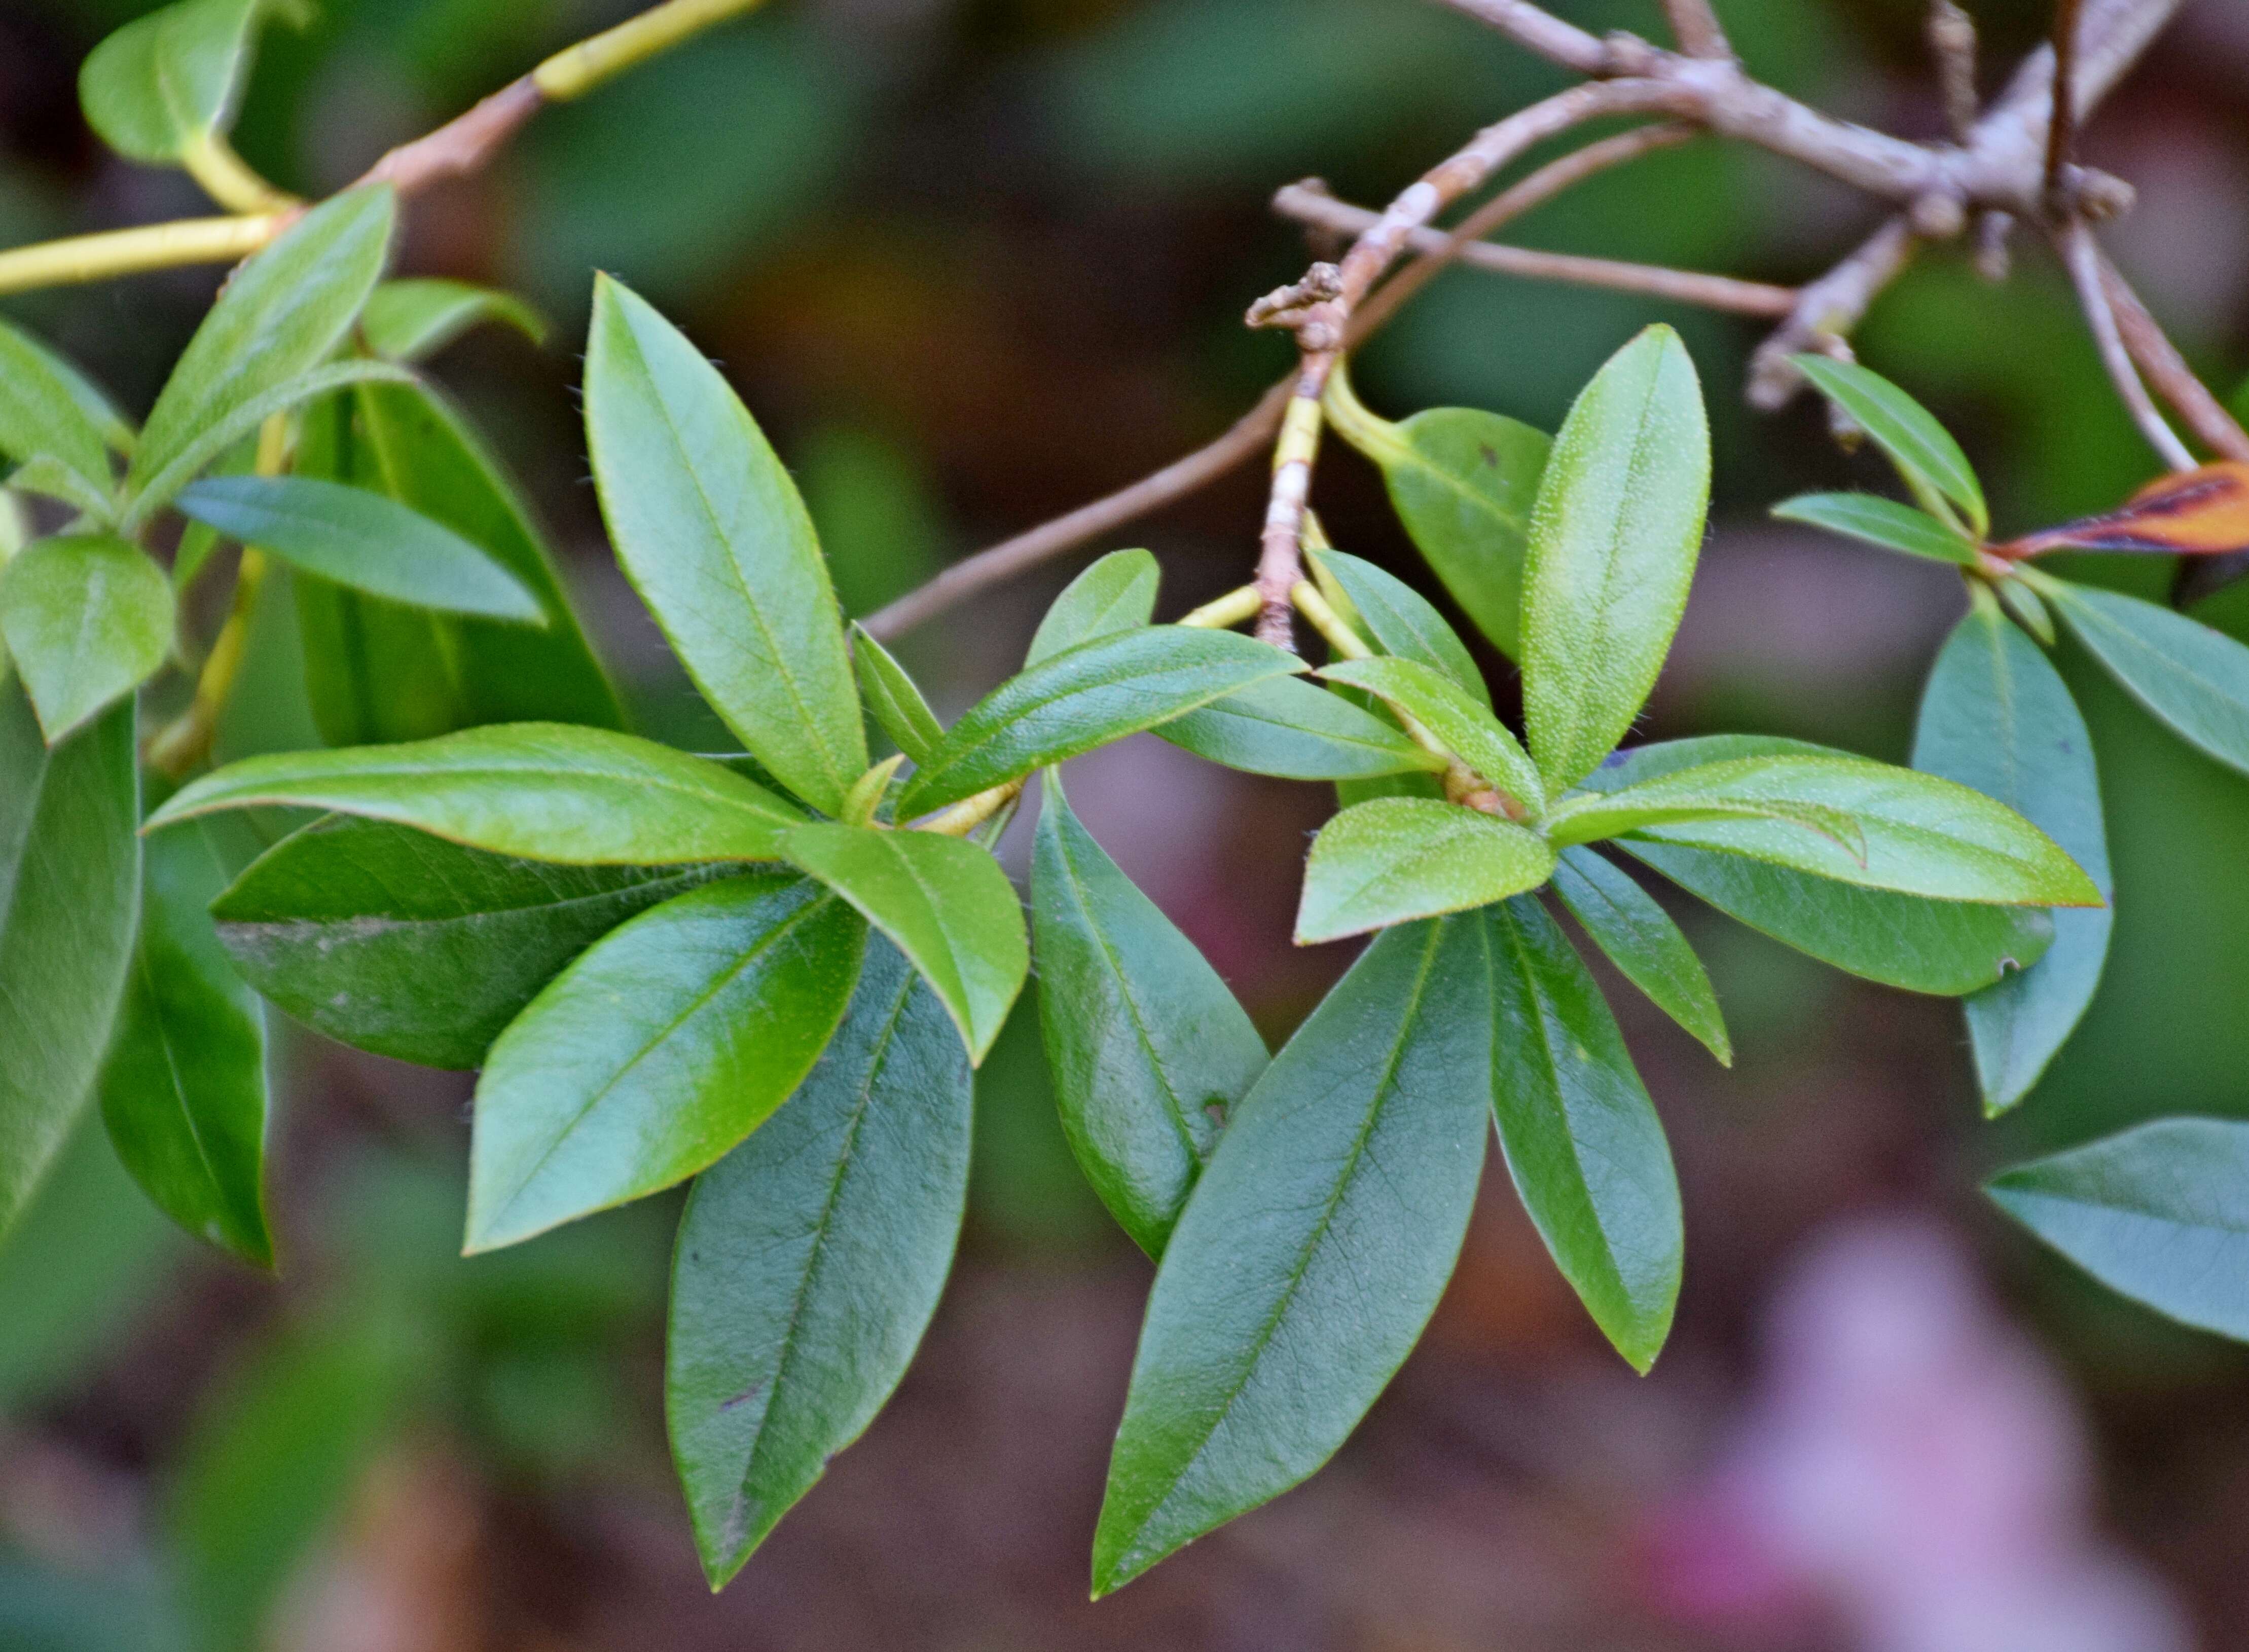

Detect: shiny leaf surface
1793,354,1987,536
1305,547,1486,705
1551,846,1728,1063
1297,796,1554,944
1772,491,1980,565
1158,675,1443,781
0,536,173,744
1318,655,1542,811
1026,548,1158,666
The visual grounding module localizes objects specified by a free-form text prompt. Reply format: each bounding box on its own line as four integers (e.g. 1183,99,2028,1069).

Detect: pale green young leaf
1091,917,1492,1594
6,456,117,526
1157,675,1444,781
1522,325,1710,791
1318,654,1543,813
360,279,547,362
0,537,173,744
838,756,903,828
895,628,1303,819
1792,355,1987,536
2034,572,2249,778
1368,408,1550,658
1026,548,1159,666
585,275,864,813
782,822,1028,1064
1999,576,2056,645
1773,492,1981,566
466,874,864,1252
1914,596,2111,1113
1486,896,1682,1371
1032,780,1265,1257
668,936,972,1588
1297,796,1554,945
148,723,802,865
79,0,301,164
849,622,944,766
0,319,118,489
1988,1118,2249,1339
1551,847,1728,1064
1305,547,1487,706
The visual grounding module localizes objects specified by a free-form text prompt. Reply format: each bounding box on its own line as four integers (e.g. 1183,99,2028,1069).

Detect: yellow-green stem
534,0,772,100
1177,584,1261,631
0,214,287,299
181,131,301,215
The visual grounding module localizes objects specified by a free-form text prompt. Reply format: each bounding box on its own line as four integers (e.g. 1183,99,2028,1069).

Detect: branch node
1908,191,1968,239
1974,211,2015,280
1599,30,1664,77
1246,263,1345,330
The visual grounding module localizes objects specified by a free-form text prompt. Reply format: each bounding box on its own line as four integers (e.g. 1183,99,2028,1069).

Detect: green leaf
1372,409,1551,659
667,936,971,1587
1486,896,1681,1371
1091,916,1492,1594
1772,492,1980,566
97,824,270,1267
466,873,864,1252
895,627,1303,819
1551,846,1729,1064
1305,547,1487,705
0,318,119,490
148,723,802,865
0,537,174,743
291,381,622,744
79,0,299,165
1792,355,1987,537
1297,796,1554,944
585,275,864,813
1157,674,1444,781
1522,325,1711,791
781,822,1028,1063
1988,1118,2249,1339
178,474,543,621
1318,655,1543,812
1914,596,2111,1113
1031,780,1265,1256
1998,576,2056,646
0,683,140,1242
849,622,944,766
127,187,396,519
1026,548,1159,666
359,279,547,362
2035,573,2249,778
8,455,117,524
1589,737,2055,995
212,815,732,1070
173,432,257,592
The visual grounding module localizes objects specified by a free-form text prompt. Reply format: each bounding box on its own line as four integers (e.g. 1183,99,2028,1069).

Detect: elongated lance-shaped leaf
1486,896,1682,1371
360,279,547,362
850,622,944,765
1297,797,1554,945
1318,655,1543,812
128,187,395,514
0,683,140,1242
1522,326,1710,791
896,628,1303,819
782,822,1027,1064
79,0,298,164
291,381,621,744
0,319,117,490
98,824,270,1267
213,816,733,1070
1914,593,2111,1112
585,276,864,813
148,723,802,866
1988,1118,2249,1340
1773,493,1981,566
668,936,972,1587
1551,847,1729,1064
1032,780,1266,1256
1092,916,1493,1594
0,537,174,744
1307,547,1488,705
2033,571,2249,779
1792,355,1987,536
1158,675,1444,781
1027,548,1158,666
466,874,865,1252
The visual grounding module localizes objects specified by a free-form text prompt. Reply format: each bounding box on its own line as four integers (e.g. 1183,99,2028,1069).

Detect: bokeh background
4,0,2249,1646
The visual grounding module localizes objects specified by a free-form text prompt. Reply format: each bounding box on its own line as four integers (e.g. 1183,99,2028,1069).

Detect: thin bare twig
1748,216,1918,409
358,78,546,196
2095,254,2249,461
1929,1,1981,142
2057,219,2194,470
1661,0,1731,61
2045,0,2086,209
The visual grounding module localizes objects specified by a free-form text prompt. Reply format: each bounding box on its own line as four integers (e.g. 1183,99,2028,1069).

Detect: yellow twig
180,131,302,215
533,0,771,101
0,215,286,298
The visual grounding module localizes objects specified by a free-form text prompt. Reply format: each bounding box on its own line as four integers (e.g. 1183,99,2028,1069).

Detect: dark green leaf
849,622,943,766
212,815,731,1069
360,279,547,361
466,873,864,1252
0,536,173,743
1914,596,2111,1112
1551,846,1728,1063
1367,406,1550,658
1792,355,1987,536
97,824,270,1267
2036,572,2249,778
1318,654,1542,811
1157,674,1443,781
1772,492,1980,566
149,723,801,865
1026,548,1159,666
79,0,295,165
1093,917,1492,1593
585,275,864,813
0,684,140,1241
1486,896,1681,1371
782,822,1028,1063
1031,781,1265,1256
1522,325,1710,791
1297,796,1553,944
0,318,117,489
668,936,972,1587
1988,1118,2249,1339
1305,547,1486,706
896,627,1303,819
